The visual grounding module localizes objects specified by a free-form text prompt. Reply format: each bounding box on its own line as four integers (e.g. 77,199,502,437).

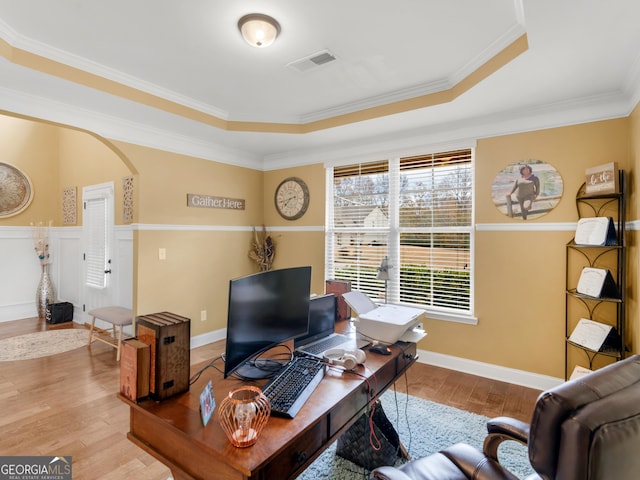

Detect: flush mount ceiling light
238,13,281,48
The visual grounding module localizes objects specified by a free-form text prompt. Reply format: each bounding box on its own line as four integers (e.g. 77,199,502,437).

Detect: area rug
298,390,535,480
0,329,89,361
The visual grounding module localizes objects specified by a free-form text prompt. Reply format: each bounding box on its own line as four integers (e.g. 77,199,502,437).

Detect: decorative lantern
218,386,271,447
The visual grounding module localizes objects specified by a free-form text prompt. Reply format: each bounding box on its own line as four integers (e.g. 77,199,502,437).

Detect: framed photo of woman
491,160,563,220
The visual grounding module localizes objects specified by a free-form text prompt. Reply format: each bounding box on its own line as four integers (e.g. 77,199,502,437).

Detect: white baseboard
191,328,226,349
0,303,37,323
417,349,564,391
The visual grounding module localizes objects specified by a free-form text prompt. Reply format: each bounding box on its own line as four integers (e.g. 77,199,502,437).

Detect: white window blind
329,160,390,300
327,148,473,315
84,196,109,289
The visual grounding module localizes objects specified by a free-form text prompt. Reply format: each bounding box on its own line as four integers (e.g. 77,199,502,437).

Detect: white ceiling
0,0,638,170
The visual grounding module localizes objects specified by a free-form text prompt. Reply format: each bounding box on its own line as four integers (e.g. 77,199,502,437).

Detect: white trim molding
417,349,564,391
190,327,226,350
476,222,577,232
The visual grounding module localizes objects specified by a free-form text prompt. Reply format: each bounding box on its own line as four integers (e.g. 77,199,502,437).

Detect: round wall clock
274,177,310,220
0,162,34,218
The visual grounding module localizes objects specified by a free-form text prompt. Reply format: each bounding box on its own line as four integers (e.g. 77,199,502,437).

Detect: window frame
325,147,477,325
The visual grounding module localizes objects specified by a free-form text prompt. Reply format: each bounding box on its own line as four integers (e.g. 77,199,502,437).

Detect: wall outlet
200,310,207,321
158,247,166,260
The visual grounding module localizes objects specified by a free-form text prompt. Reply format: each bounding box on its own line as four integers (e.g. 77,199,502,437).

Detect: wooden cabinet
565,170,626,379
136,312,191,400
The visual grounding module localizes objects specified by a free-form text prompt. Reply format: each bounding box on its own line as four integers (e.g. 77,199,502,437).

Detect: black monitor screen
224,266,312,378
294,294,337,347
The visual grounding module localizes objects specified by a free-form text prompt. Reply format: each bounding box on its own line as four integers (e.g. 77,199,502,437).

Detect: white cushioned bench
87,306,133,361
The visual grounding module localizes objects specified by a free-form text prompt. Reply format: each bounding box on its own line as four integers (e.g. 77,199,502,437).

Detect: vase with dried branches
31,221,56,318
248,226,275,272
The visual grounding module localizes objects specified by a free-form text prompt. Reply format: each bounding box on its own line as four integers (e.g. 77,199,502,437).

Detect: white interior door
82,182,115,325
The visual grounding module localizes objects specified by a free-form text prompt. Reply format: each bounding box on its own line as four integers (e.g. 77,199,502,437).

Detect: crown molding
0,9,526,127
0,85,263,170
0,20,230,121
0,76,637,171
263,90,632,170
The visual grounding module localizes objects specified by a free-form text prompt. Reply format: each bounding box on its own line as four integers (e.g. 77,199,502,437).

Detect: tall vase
36,263,56,319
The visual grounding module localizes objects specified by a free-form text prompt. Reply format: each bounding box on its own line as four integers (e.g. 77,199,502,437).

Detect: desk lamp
219,386,270,447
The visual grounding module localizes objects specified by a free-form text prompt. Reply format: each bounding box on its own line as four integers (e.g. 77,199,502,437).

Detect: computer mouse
369,344,392,355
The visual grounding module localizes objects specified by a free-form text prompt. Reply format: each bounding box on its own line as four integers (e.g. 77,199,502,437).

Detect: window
326,148,474,322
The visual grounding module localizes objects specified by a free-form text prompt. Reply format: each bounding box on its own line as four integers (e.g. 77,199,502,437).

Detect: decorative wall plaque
0,162,34,218
187,193,245,210
585,162,618,195
62,186,77,224
123,176,134,224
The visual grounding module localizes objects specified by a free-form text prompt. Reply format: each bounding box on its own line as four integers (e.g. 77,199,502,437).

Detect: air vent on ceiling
287,49,337,72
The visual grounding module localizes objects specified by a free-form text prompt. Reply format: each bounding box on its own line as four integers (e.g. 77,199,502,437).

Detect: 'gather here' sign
187,193,245,210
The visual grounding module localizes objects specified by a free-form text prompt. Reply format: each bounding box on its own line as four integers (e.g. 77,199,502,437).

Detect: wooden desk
120,341,417,480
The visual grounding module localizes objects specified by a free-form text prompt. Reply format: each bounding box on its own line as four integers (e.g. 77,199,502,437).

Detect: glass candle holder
218,386,271,447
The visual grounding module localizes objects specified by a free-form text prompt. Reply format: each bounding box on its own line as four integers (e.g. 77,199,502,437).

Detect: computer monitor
223,266,312,379
294,294,337,347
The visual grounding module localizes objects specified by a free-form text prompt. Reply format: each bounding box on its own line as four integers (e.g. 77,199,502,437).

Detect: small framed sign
200,380,215,426
585,162,618,195
187,193,245,210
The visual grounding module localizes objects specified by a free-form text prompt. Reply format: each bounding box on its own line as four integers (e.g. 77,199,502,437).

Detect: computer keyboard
302,334,350,355
262,355,326,418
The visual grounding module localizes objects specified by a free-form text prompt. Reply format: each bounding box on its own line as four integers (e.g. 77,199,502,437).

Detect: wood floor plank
0,317,541,478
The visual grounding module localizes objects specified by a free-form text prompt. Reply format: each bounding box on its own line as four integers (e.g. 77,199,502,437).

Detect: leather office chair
371,355,640,480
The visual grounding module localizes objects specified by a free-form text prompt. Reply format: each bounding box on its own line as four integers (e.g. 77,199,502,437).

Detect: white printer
342,291,427,344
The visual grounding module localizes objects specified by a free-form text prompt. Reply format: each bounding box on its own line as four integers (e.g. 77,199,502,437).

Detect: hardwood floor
0,318,541,479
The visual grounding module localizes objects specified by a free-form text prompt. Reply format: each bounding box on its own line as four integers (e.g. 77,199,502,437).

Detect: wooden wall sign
585,162,618,195
187,193,245,210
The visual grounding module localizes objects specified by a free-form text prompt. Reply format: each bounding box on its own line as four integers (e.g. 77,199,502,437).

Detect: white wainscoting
0,226,133,324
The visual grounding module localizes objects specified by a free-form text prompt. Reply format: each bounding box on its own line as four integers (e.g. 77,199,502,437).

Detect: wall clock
0,162,34,218
274,177,310,220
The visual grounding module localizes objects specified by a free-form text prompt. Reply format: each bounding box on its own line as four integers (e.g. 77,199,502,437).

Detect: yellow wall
628,103,640,357
0,115,59,225
262,120,635,378
2,111,638,379
264,165,327,294
110,142,268,336
113,143,263,226
0,115,133,226
466,120,632,377
58,128,133,225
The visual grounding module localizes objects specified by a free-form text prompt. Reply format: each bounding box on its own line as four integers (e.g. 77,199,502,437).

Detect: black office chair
371,355,640,480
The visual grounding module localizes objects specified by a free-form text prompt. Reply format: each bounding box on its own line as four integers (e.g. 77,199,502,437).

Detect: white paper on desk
568,318,612,351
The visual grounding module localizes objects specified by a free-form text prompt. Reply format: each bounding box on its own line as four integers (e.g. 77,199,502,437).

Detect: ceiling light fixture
238,13,281,48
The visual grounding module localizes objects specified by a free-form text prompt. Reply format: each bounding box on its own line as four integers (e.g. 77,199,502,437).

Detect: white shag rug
0,329,90,361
